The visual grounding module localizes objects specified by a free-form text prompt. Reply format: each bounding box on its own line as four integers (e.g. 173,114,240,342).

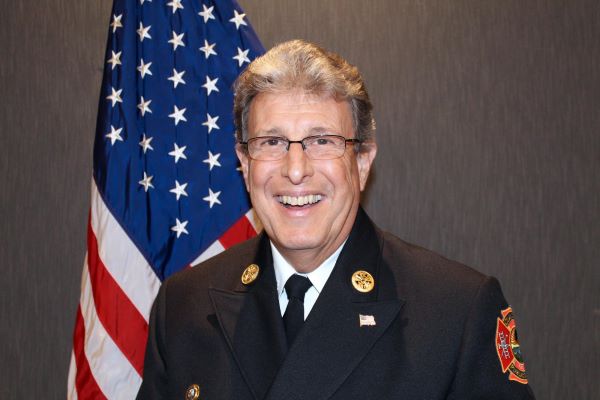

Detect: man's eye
257,137,284,147
315,138,332,145
266,138,282,146
310,136,340,146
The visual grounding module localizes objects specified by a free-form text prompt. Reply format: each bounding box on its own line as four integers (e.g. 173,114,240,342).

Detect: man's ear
235,145,250,192
356,142,377,192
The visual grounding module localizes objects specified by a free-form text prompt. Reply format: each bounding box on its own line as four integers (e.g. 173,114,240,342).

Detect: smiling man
137,40,535,399
238,90,373,273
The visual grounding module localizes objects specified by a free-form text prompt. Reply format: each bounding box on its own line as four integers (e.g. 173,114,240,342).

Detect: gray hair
233,40,375,146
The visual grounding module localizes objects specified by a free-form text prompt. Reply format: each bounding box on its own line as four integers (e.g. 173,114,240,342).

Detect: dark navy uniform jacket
137,208,535,399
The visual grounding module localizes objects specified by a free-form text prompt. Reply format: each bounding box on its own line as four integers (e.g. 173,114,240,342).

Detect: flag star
169,180,188,200
203,151,222,171
233,47,250,67
203,188,222,208
110,14,123,33
168,68,186,88
198,4,215,23
137,58,153,79
106,87,123,107
168,143,187,163
202,76,219,96
167,0,183,14
107,50,122,70
137,96,152,116
202,113,220,133
199,39,217,59
229,10,247,29
138,172,155,192
171,218,189,238
169,105,187,125
105,125,123,145
139,134,154,153
168,30,185,51
136,22,152,42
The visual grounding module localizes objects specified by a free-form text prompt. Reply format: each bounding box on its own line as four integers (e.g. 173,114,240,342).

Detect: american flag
68,0,263,398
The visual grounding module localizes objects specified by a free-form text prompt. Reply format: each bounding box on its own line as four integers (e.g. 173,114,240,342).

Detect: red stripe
87,220,148,376
73,306,108,399
218,214,257,249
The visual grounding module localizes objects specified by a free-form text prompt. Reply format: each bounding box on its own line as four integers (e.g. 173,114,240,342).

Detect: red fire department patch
495,306,528,384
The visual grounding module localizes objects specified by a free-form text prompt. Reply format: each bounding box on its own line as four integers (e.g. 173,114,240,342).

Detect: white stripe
67,351,78,400
190,211,261,266
191,239,225,265
80,256,142,399
245,208,262,232
90,180,161,321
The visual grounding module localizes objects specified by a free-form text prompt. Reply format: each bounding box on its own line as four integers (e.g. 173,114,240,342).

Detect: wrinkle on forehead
252,126,339,138
248,90,355,140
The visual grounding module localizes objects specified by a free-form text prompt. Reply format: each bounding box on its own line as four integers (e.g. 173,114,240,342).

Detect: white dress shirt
271,241,345,320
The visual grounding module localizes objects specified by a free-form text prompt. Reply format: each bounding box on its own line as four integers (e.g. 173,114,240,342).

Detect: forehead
247,91,353,137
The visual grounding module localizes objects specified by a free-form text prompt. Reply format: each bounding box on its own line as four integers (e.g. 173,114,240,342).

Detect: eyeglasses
239,134,362,161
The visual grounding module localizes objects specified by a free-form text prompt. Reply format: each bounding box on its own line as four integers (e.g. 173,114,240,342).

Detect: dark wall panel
0,1,111,399
1,1,597,398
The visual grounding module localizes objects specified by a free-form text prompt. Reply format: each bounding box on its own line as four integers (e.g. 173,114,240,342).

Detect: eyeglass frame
238,134,363,161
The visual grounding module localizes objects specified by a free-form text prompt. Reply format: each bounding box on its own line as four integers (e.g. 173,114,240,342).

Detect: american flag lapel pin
359,314,376,327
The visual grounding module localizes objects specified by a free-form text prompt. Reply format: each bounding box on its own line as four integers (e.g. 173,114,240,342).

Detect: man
137,40,535,399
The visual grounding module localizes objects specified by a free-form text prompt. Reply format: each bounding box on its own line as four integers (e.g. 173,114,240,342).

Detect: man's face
236,91,376,270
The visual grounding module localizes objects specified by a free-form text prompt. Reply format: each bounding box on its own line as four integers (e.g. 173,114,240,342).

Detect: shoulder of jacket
165,235,262,290
379,230,490,295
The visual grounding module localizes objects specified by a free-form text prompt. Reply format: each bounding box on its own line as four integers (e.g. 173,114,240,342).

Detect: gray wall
1,0,598,398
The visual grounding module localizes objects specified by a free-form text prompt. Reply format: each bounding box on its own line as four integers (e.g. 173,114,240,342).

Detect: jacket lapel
209,234,287,400
266,209,405,400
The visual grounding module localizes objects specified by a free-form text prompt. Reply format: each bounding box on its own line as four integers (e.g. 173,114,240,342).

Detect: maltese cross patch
495,306,528,384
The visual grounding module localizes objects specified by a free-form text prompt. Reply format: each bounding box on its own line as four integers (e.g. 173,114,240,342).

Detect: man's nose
281,142,313,184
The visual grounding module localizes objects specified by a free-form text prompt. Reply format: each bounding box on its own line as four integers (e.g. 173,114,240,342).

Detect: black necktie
283,274,312,346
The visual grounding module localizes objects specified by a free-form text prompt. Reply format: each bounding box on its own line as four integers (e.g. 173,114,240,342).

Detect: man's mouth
277,194,323,207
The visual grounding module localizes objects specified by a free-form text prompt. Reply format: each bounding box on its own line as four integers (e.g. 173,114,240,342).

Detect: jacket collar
209,233,287,400
266,207,405,399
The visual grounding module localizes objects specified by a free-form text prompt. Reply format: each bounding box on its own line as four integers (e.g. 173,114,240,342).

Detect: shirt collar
272,240,346,296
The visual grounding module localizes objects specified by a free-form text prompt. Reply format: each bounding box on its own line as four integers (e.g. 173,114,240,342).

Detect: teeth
278,194,322,206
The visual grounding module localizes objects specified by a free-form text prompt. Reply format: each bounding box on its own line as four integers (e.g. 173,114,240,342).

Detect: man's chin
271,234,324,254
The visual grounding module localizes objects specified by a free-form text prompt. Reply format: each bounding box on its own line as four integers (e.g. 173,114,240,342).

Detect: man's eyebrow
308,127,338,135
252,127,337,137
253,128,282,136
